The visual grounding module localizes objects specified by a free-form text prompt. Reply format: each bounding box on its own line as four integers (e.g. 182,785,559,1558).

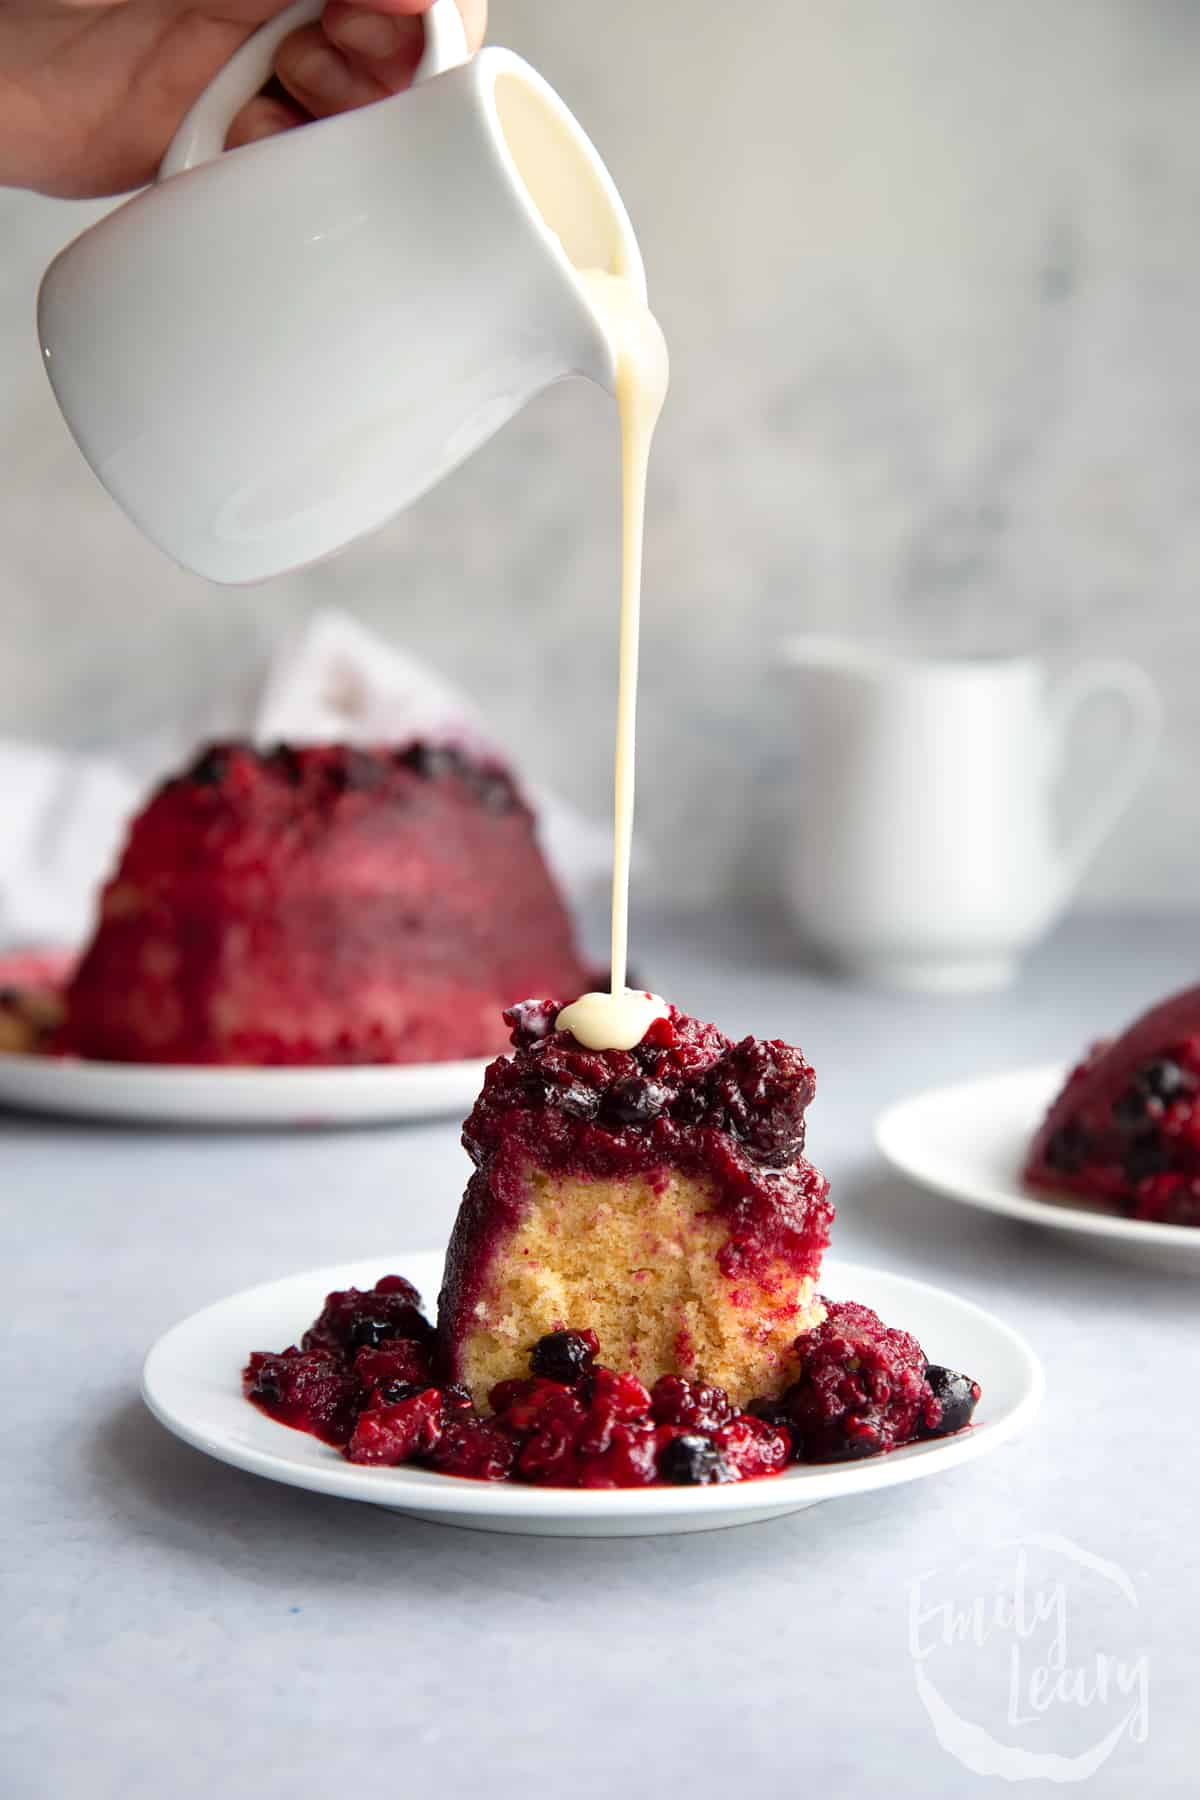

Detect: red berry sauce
243,1277,981,1486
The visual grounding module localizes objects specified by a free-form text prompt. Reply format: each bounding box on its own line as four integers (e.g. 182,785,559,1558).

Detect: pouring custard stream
555,271,670,1053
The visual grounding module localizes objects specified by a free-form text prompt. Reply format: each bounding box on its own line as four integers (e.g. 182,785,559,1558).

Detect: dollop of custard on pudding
555,989,668,1052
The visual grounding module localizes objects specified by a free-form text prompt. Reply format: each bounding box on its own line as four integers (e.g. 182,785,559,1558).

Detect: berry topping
709,1038,815,1165
529,1329,600,1385
604,1076,672,1125
459,1001,833,1293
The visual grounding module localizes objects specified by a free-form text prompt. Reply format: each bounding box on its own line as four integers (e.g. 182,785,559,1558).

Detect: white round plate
876,1064,1200,1273
142,1249,1042,1537
0,1053,491,1128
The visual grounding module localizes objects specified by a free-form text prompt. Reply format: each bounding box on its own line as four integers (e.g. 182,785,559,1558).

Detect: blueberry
327,749,384,792
412,745,463,780
658,1434,732,1485
1123,1134,1171,1183
1045,1123,1087,1172
922,1365,981,1436
349,1316,401,1350
530,1330,598,1385
378,1380,426,1405
832,1417,883,1460
746,1395,790,1426
1113,1087,1149,1131
188,746,230,787
469,771,517,814
605,1076,671,1125
267,744,303,786
1140,1057,1187,1102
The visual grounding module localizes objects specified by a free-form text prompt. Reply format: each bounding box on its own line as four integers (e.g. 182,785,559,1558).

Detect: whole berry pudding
59,741,589,1066
243,1000,981,1489
1026,984,1200,1226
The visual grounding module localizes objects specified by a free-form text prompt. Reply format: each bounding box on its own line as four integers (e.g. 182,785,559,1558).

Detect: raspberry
427,1416,516,1481
649,1375,733,1433
345,1389,444,1465
709,1415,791,1479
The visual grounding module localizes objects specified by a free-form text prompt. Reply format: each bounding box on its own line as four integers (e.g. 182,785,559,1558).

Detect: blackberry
605,1076,672,1126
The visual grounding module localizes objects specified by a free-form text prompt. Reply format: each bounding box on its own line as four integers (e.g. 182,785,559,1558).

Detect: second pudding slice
440,1000,835,1407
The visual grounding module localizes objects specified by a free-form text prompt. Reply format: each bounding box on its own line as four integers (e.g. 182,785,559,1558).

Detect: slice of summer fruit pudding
437,999,836,1408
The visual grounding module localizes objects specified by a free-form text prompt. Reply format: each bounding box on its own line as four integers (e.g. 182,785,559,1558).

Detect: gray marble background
3,0,1200,908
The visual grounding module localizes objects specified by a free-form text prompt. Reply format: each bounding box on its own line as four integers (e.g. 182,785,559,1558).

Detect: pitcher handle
159,0,469,179
1053,659,1162,882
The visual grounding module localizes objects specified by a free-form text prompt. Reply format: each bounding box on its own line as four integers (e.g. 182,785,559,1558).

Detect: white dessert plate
0,1053,491,1128
142,1249,1043,1538
876,1063,1200,1273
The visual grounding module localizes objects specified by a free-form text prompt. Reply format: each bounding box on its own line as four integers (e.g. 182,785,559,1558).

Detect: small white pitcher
37,0,642,584
777,639,1162,992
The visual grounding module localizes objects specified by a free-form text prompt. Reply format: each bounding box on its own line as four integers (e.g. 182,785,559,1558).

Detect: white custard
557,270,670,1052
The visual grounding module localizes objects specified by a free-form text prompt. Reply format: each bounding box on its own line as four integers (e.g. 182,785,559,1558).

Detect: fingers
321,5,425,92
326,0,488,52
226,0,487,149
274,20,392,118
226,93,310,149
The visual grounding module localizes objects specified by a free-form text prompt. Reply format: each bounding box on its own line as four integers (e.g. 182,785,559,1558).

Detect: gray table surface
4,910,1197,1799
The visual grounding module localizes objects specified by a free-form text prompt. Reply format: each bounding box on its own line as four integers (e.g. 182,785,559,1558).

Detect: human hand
0,0,486,197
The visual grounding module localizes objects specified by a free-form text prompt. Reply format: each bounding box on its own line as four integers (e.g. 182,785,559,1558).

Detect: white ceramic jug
778,639,1162,992
37,0,643,584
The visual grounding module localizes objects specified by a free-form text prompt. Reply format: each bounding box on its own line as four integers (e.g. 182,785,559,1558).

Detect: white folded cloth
0,610,609,951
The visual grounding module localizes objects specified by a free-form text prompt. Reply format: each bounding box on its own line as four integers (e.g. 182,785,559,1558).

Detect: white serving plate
876,1063,1200,1273
0,1052,491,1128
143,1250,1043,1538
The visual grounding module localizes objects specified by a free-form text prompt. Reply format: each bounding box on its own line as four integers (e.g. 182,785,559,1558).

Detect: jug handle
159,0,470,179
1052,659,1162,885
